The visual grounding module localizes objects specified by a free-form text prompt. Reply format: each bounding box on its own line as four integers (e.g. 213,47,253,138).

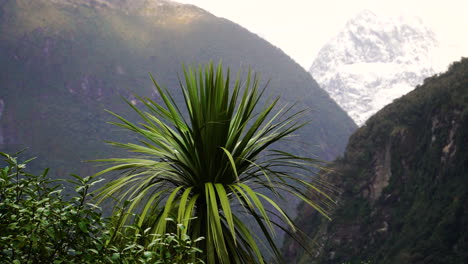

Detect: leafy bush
0,151,204,263
105,218,205,264
0,151,107,263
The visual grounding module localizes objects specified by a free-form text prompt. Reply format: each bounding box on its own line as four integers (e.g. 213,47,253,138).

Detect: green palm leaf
93,62,335,263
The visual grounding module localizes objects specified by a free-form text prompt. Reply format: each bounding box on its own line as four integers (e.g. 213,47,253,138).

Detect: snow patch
310,11,439,125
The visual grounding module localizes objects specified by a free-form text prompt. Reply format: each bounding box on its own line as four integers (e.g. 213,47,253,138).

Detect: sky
174,0,468,70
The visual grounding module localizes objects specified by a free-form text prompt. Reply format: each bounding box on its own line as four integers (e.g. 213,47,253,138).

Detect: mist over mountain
283,58,468,263
310,10,440,125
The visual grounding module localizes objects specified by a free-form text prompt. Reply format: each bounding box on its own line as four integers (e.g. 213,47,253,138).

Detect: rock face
310,10,439,125
283,58,468,263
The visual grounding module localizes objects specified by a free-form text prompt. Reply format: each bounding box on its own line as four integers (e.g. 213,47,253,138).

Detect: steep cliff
283,58,468,263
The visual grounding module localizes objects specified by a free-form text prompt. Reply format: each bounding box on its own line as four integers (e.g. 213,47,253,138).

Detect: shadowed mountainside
0,0,356,181
283,58,468,263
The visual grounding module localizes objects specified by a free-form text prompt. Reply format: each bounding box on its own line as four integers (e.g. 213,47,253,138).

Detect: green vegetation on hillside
282,58,468,263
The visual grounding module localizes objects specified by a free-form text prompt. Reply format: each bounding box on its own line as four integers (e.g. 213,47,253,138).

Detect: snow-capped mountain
310,10,439,125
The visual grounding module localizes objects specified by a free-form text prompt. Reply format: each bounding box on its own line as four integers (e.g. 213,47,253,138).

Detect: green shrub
0,151,107,263
105,218,205,264
0,151,204,263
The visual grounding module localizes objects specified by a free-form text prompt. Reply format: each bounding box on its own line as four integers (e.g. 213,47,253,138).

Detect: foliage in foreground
0,151,204,263
93,62,335,263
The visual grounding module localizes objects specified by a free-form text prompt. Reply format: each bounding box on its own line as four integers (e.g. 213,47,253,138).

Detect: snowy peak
344,10,437,61
310,11,439,125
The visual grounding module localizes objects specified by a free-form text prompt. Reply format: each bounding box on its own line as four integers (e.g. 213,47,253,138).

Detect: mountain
310,10,439,125
0,0,356,195
282,58,468,263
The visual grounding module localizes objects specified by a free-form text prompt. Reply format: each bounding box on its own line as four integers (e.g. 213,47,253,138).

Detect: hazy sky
174,0,468,70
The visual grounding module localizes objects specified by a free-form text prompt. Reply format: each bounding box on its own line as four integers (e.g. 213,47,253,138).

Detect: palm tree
93,62,335,263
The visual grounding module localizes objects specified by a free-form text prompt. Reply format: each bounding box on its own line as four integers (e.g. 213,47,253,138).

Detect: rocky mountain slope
0,0,356,180
310,10,439,125
283,58,468,263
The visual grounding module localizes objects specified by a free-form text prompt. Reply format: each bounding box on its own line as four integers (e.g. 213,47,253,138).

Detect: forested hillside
283,58,468,264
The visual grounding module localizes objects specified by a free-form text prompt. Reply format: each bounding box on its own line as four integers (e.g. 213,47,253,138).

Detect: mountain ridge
310,10,439,125
0,0,356,199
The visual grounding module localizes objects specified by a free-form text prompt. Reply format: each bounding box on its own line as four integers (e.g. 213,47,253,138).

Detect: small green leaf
111,253,120,260
78,222,88,232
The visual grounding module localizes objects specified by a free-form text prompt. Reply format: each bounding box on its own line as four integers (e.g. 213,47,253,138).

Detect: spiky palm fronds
93,62,335,263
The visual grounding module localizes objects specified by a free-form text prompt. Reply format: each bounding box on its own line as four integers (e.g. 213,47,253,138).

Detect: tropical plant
93,62,335,263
